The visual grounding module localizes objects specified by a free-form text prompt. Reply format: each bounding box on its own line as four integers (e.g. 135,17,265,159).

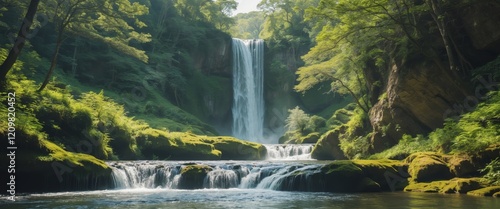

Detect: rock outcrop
368,2,500,151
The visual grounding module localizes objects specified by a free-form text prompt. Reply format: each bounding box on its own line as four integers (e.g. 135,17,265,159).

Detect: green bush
285,106,311,133
481,158,500,186
370,134,432,159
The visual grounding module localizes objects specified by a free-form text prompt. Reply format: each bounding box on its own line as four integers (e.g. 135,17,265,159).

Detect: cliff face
181,36,234,134
368,2,500,151
369,63,471,151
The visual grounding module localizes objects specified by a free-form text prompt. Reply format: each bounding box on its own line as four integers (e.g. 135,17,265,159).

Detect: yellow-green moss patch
405,178,486,194
406,152,454,182
467,186,500,196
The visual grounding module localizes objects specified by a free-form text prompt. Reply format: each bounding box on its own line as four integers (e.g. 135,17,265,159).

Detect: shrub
481,158,500,186
285,106,311,133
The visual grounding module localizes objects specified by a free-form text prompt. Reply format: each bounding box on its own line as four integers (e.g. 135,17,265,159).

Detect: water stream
3,145,500,208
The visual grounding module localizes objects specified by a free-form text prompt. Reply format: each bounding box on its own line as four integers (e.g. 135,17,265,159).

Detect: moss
467,186,500,196
404,181,450,193
405,178,486,193
178,164,213,189
138,129,221,160
311,128,347,160
199,136,267,160
352,160,408,191
406,152,454,182
299,132,321,144
320,160,388,192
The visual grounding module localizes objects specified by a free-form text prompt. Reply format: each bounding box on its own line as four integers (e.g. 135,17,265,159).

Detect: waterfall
108,161,323,191
232,38,265,141
264,144,314,160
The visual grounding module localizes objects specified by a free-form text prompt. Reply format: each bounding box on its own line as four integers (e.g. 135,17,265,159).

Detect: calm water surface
2,189,499,209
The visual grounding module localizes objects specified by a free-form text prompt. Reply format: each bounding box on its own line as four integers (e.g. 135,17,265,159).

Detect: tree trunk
427,0,458,71
0,0,41,82
38,37,63,92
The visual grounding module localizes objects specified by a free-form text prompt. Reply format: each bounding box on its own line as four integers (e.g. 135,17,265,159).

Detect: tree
202,0,237,31
229,11,265,39
37,0,151,91
0,0,40,83
285,106,311,133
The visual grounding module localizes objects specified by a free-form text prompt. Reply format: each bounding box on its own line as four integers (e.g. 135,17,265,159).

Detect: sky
234,0,261,15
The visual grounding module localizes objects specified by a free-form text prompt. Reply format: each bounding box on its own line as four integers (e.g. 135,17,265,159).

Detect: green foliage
307,115,326,132
370,134,433,160
229,11,265,39
481,158,500,186
450,91,500,153
285,106,311,133
39,0,152,62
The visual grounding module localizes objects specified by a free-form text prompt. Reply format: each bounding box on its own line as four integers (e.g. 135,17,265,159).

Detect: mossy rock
467,186,500,196
406,152,454,182
404,181,449,193
11,137,113,193
138,130,266,160
320,161,382,192
138,130,221,160
440,178,486,193
311,128,347,160
448,155,480,177
178,164,213,189
300,132,321,144
353,160,408,191
404,178,486,194
199,136,267,160
493,192,500,197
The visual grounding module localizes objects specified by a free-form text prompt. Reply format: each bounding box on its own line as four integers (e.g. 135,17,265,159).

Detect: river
2,144,499,208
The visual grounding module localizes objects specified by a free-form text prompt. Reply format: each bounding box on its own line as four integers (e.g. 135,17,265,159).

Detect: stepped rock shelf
10,147,499,197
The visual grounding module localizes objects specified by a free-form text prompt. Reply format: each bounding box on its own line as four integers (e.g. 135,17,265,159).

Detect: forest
0,0,499,206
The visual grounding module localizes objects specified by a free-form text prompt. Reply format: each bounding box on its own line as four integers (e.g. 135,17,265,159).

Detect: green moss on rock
467,186,500,196
138,129,221,160
199,136,267,160
353,160,408,190
311,128,347,160
320,161,383,192
178,164,213,189
406,152,454,182
138,130,266,160
404,178,486,193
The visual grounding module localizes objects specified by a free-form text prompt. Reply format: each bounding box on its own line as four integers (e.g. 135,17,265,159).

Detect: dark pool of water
2,188,499,209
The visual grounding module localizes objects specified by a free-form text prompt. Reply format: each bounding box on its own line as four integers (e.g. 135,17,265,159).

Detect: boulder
406,153,454,182
321,161,381,192
311,129,347,160
404,178,485,194
199,136,267,160
369,63,470,152
178,164,213,189
467,186,500,197
448,155,480,177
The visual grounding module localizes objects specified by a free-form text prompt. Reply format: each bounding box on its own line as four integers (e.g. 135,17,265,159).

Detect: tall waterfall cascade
232,38,265,141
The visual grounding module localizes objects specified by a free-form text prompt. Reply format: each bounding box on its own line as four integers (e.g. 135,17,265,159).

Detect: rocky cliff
368,2,500,151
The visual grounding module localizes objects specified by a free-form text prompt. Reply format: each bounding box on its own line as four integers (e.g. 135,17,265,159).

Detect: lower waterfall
264,144,314,160
109,161,323,191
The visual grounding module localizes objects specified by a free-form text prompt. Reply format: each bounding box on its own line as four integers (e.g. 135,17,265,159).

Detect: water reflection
2,190,500,209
